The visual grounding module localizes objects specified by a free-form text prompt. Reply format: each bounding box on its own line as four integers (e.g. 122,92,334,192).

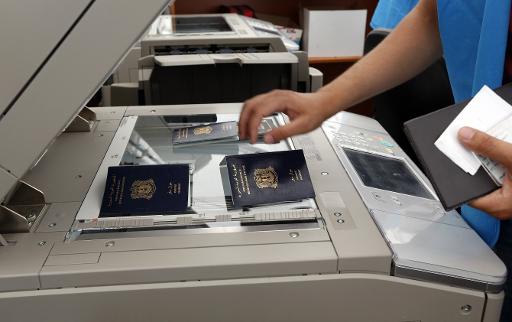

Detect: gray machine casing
0,1,507,322
111,13,291,84
107,13,318,107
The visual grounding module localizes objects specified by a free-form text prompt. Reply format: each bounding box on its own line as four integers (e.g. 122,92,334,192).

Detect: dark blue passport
100,164,190,217
225,150,315,208
172,121,238,146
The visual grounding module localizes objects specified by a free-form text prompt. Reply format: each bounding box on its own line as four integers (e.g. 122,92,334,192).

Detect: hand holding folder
404,83,512,210
457,126,512,220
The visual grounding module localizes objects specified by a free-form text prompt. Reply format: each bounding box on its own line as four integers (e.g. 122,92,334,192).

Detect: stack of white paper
477,115,512,184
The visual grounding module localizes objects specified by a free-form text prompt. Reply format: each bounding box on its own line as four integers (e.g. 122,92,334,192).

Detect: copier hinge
65,106,96,132
0,233,8,246
0,181,47,234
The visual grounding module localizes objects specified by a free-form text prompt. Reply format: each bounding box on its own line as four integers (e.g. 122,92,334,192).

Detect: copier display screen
173,16,232,33
344,148,433,199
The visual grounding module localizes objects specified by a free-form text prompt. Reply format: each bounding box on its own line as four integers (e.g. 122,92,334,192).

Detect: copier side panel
0,274,493,322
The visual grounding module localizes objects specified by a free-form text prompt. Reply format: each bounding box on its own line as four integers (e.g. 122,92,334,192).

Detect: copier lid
0,0,172,202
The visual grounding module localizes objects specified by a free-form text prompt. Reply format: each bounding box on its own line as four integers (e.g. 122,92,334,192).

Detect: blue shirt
370,0,419,29
372,0,511,246
372,0,511,100
438,0,511,246
437,0,510,102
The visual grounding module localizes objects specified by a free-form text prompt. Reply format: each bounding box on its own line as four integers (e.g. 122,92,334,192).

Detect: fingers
238,103,251,140
470,191,508,219
240,90,293,143
239,102,256,141
264,117,311,144
469,172,512,220
239,93,266,140
458,127,512,168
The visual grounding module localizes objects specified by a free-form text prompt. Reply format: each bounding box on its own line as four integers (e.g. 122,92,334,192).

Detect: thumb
458,126,512,167
263,119,309,144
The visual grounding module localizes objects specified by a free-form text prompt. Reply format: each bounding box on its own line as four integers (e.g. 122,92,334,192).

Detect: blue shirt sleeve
370,0,420,29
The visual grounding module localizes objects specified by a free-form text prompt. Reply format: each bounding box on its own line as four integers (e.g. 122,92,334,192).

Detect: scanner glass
118,114,317,215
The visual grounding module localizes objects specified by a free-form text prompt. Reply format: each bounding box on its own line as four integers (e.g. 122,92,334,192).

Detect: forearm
317,0,442,116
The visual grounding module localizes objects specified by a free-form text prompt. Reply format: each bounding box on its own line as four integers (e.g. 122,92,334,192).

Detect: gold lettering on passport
167,182,182,195
289,169,304,182
254,167,278,189
106,175,117,207
222,123,234,131
241,165,250,195
118,176,126,204
177,128,188,139
130,179,156,200
193,126,213,136
232,164,242,197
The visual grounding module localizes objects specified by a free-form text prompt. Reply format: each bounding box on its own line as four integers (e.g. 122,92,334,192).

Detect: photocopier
0,1,507,322
105,12,321,107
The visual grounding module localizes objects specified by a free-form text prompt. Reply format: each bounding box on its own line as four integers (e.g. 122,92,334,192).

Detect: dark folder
403,84,512,210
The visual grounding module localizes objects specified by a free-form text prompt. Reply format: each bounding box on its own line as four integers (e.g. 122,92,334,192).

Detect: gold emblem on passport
193,126,213,136
130,179,156,200
254,167,278,189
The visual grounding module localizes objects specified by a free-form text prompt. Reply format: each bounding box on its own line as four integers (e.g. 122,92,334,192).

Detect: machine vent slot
153,44,271,56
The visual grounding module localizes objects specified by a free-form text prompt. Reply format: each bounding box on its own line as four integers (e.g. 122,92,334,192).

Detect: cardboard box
303,9,367,58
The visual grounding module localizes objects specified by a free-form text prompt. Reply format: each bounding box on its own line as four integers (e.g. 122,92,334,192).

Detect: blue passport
100,164,190,216
225,150,315,208
172,121,238,147
172,118,278,147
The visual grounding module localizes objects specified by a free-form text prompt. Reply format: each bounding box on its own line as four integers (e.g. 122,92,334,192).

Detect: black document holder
403,84,512,210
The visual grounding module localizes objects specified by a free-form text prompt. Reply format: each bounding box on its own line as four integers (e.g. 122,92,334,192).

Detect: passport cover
225,150,315,208
172,121,238,146
403,84,512,210
100,164,190,216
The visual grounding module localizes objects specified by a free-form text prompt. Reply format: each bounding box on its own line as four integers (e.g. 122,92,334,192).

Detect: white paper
303,9,367,57
435,86,512,174
478,115,512,185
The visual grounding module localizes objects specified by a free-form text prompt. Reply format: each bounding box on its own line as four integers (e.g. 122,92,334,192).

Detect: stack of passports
100,164,190,217
171,119,277,147
225,150,315,208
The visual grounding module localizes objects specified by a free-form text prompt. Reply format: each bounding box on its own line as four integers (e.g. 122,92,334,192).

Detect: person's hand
238,90,338,144
458,126,512,219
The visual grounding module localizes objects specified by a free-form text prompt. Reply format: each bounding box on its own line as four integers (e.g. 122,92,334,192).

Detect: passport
100,164,190,217
225,150,315,208
172,121,238,147
172,118,278,147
